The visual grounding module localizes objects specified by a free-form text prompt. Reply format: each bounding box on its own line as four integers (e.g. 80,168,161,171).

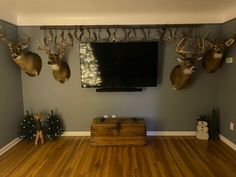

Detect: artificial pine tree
45,110,64,140
19,110,36,140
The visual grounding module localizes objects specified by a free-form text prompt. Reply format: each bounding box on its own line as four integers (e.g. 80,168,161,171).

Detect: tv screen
79,42,158,88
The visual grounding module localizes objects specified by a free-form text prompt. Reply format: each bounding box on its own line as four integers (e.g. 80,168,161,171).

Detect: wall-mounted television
79,42,158,91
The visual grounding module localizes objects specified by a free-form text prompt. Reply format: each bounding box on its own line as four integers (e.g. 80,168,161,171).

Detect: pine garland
45,110,64,140
18,110,36,140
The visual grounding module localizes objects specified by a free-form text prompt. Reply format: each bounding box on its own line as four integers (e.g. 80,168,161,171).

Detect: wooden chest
91,118,147,146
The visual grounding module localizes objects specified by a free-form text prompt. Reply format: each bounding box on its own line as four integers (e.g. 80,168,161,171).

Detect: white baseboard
219,134,236,151
147,131,196,136
62,131,196,137
0,138,21,156
62,131,91,136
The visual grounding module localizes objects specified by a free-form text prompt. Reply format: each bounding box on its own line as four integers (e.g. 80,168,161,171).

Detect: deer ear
224,38,235,47
176,57,183,63
21,44,28,49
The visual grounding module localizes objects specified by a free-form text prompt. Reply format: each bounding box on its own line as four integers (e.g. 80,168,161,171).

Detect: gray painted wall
0,20,24,148
20,26,219,131
1,19,235,147
218,19,236,144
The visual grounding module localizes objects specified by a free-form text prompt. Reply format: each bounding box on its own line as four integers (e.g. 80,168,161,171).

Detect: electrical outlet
226,57,233,63
230,122,234,131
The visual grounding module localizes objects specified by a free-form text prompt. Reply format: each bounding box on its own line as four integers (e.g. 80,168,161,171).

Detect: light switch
226,57,233,63
230,122,234,131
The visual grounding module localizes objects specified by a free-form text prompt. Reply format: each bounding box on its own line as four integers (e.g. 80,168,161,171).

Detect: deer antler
0,26,12,46
162,28,183,42
176,34,206,60
203,32,214,49
112,28,118,42
176,37,193,57
67,30,74,45
38,45,51,55
55,31,71,59
193,37,205,59
18,30,30,49
49,29,54,43
0,25,3,38
38,40,51,55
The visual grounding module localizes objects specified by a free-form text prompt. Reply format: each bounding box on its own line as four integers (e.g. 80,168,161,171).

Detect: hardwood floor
0,136,235,177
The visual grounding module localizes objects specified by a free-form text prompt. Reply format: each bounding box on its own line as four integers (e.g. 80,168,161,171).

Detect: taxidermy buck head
0,26,42,76
38,35,71,83
170,37,205,90
202,36,235,73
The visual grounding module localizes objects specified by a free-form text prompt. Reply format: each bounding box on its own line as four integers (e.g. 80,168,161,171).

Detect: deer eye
48,60,53,65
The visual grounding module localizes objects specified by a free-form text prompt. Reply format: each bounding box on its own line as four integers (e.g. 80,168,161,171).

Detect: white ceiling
0,0,236,25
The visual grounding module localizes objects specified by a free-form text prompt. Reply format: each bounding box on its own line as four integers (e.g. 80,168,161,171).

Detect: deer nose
48,60,53,65
12,54,18,59
216,49,222,54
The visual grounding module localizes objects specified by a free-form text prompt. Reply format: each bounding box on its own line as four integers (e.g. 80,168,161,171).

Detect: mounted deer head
38,32,71,83
170,36,205,90
0,26,42,76
202,36,235,73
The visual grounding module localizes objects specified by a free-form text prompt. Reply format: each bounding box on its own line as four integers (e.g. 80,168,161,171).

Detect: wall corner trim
0,138,21,156
219,134,236,151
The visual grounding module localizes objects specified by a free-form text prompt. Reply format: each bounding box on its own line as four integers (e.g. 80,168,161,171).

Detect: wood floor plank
0,136,235,177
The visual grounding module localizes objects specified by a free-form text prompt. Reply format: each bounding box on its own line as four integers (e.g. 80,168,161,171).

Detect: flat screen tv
79,42,158,89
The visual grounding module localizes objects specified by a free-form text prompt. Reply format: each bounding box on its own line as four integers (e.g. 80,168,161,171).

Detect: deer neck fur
50,64,60,70
180,65,194,75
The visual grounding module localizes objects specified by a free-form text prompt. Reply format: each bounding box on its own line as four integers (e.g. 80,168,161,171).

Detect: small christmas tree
45,110,64,140
19,110,36,140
